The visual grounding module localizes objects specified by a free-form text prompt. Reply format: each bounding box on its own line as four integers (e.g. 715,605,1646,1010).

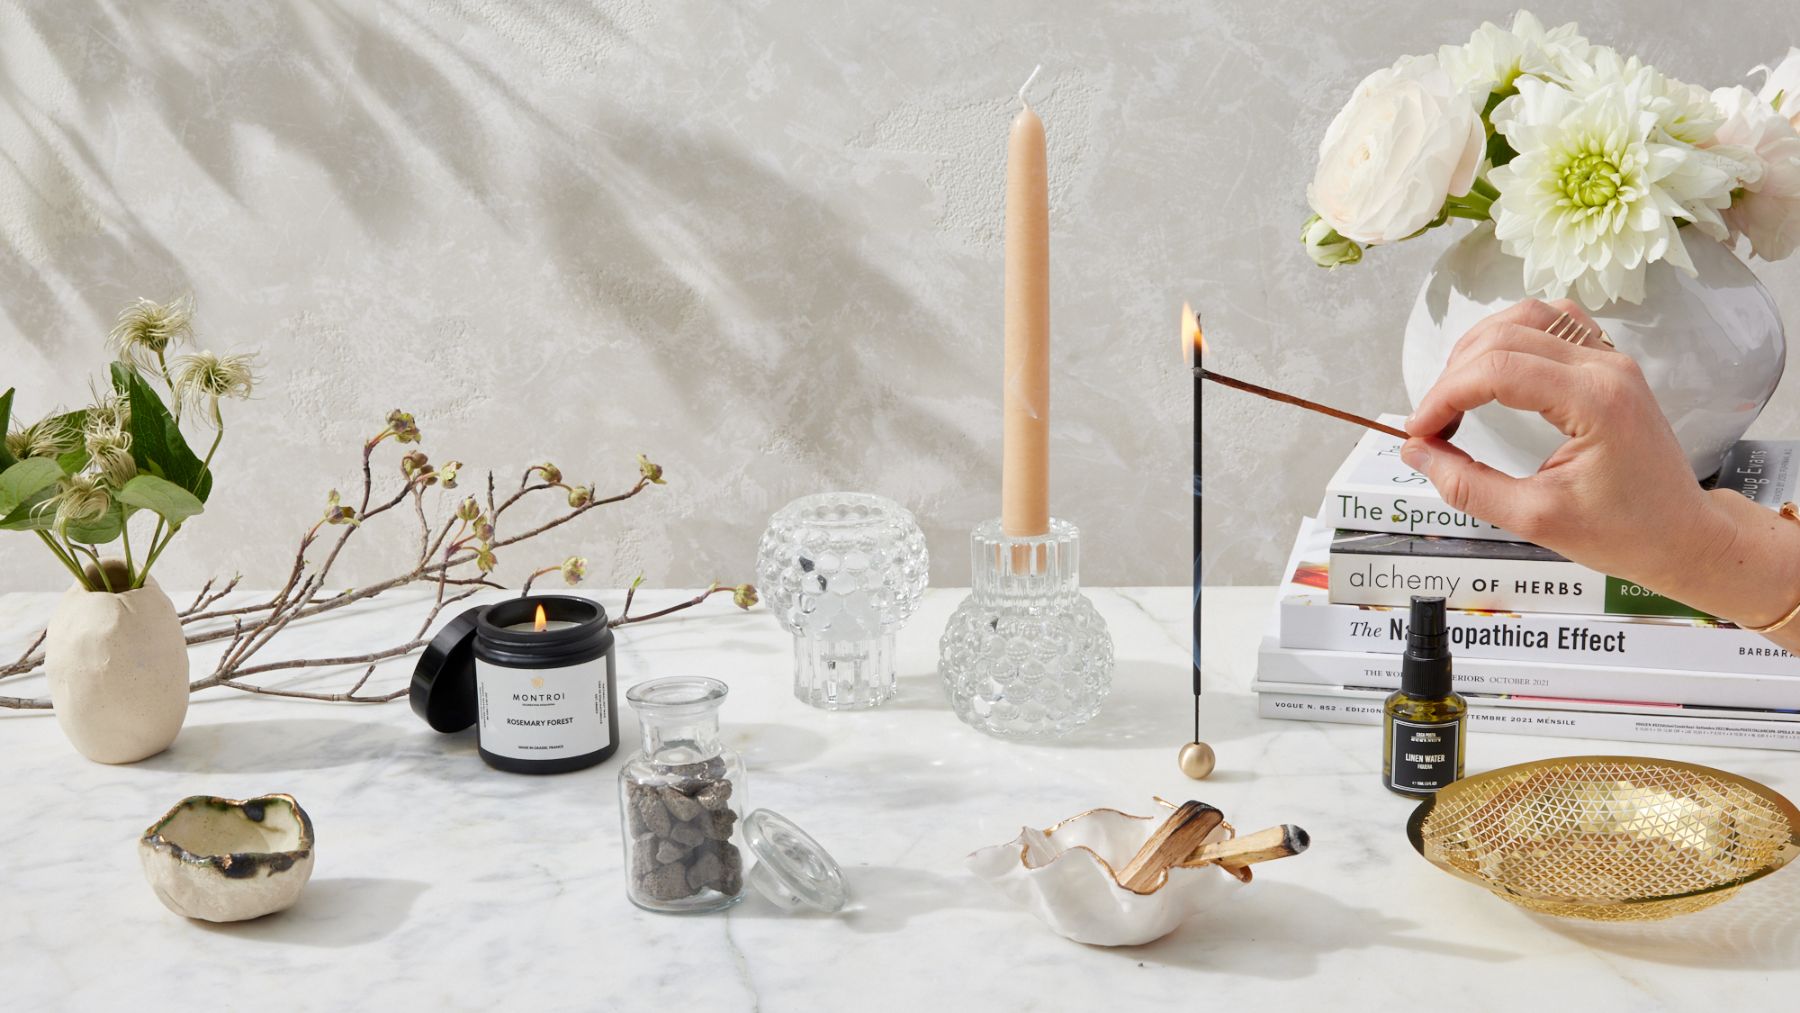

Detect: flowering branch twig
0,414,755,708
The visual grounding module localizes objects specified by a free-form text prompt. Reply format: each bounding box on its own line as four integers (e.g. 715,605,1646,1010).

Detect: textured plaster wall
9,3,1799,597
1198,0,1800,586
0,1,1202,593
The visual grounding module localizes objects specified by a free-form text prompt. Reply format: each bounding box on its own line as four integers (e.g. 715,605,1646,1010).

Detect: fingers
1400,437,1552,539
1407,347,1589,440
1445,300,1611,375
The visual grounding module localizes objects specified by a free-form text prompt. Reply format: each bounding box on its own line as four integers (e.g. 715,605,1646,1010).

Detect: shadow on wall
1,0,992,548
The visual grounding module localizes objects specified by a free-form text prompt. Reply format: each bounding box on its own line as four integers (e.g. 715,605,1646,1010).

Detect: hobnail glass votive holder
939,518,1113,740
756,492,929,710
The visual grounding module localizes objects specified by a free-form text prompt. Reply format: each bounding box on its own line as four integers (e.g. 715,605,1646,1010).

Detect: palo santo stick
1116,801,1225,892
1180,824,1311,869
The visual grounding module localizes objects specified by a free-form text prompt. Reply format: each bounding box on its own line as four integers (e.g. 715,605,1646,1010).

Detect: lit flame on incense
534,603,548,632
1183,302,1203,366
1187,305,1405,440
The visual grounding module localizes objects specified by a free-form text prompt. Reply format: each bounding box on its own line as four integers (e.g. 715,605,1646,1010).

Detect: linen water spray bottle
1382,595,1466,798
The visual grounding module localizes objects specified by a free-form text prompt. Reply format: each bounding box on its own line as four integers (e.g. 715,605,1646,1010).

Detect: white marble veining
3,585,1799,1011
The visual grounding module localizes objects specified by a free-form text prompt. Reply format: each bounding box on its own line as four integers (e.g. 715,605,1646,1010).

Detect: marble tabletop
4,584,1799,1012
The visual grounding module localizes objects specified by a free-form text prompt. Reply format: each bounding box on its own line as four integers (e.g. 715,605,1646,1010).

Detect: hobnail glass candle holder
940,518,1113,740
756,492,929,710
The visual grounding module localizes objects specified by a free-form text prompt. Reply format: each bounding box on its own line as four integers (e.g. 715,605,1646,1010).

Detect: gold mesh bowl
1407,756,1800,921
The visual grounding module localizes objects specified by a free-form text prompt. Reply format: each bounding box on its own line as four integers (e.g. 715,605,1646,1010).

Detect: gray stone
696,780,733,811
669,820,705,848
703,808,737,841
660,786,704,823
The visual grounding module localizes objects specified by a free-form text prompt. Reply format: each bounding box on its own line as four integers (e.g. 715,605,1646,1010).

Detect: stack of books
1254,418,1800,750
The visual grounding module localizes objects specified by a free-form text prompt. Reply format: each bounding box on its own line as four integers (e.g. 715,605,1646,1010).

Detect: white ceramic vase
45,561,190,764
1403,224,1786,479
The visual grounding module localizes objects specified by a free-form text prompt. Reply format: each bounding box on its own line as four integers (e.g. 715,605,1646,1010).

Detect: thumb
1400,437,1541,536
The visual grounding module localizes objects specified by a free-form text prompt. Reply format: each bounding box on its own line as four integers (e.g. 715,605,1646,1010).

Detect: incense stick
1197,368,1407,440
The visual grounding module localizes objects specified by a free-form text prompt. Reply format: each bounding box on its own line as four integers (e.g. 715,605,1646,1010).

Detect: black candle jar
411,595,618,775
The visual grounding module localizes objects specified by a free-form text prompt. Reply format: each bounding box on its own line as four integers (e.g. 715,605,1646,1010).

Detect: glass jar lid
743,808,847,913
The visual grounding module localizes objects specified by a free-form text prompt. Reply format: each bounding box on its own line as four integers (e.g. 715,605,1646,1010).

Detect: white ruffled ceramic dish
967,807,1243,946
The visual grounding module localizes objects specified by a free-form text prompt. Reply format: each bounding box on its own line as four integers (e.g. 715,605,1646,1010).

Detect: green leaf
63,502,124,546
110,362,212,502
0,457,64,516
117,473,204,525
0,487,54,531
52,408,88,475
0,387,15,470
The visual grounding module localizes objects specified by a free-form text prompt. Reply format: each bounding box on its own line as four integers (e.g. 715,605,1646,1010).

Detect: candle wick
1018,64,1042,108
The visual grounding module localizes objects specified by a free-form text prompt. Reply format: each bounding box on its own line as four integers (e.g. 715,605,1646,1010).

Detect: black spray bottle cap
1400,595,1452,699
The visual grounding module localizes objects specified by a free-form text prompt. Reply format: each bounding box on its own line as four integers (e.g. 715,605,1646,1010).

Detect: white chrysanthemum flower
1489,76,1742,307
171,351,257,424
1564,47,1721,146
1439,11,1592,93
1711,85,1800,261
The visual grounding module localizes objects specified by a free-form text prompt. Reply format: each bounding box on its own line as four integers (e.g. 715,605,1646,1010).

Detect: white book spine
1256,691,1800,751
1322,424,1518,542
1258,642,1800,711
1326,546,1694,618
1279,595,1800,677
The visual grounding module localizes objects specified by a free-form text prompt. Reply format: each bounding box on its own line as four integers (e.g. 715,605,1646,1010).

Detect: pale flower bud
323,489,358,526
733,583,759,609
386,409,420,444
567,484,592,508
455,497,481,522
637,454,664,485
1300,214,1364,268
560,556,587,585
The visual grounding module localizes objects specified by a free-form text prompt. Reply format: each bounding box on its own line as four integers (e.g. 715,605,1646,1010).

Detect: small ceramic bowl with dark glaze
139,794,315,922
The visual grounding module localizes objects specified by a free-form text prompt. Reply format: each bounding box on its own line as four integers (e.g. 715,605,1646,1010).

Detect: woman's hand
1400,298,1800,631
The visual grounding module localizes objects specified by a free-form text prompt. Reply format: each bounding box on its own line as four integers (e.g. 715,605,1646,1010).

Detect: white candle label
475,658,610,759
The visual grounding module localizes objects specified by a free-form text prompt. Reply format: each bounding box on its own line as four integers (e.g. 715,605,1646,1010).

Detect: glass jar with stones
619,677,747,912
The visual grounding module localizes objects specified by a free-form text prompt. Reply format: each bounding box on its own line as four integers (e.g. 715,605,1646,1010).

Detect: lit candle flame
533,603,548,632
1182,302,1204,365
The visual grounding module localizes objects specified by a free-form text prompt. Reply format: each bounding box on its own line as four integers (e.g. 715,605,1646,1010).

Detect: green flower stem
67,538,113,592
193,409,224,493
35,531,92,589
135,524,179,589
1444,205,1493,220
121,517,136,581
156,349,180,424
1470,177,1501,202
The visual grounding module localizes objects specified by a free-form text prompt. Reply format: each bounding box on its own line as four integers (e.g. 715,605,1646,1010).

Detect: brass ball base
1179,741,1216,780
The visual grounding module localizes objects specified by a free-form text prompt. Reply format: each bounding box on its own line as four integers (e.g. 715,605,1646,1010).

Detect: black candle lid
409,604,484,733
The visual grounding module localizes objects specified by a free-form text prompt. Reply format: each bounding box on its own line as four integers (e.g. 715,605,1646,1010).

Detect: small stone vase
45,560,189,764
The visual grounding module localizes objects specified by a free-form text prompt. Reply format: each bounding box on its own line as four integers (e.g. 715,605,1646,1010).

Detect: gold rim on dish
1406,755,1800,921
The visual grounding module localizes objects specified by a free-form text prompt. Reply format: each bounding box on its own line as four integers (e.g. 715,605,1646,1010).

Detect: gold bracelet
1744,502,1800,634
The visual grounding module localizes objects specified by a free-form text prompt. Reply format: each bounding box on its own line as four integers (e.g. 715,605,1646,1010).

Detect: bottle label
1389,717,1460,793
476,656,611,760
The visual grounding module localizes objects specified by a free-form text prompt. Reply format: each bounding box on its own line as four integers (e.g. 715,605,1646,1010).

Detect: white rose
1755,47,1800,131
1711,85,1800,261
1308,54,1485,245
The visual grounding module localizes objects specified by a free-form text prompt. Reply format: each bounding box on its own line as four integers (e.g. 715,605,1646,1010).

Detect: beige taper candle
1002,68,1050,540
